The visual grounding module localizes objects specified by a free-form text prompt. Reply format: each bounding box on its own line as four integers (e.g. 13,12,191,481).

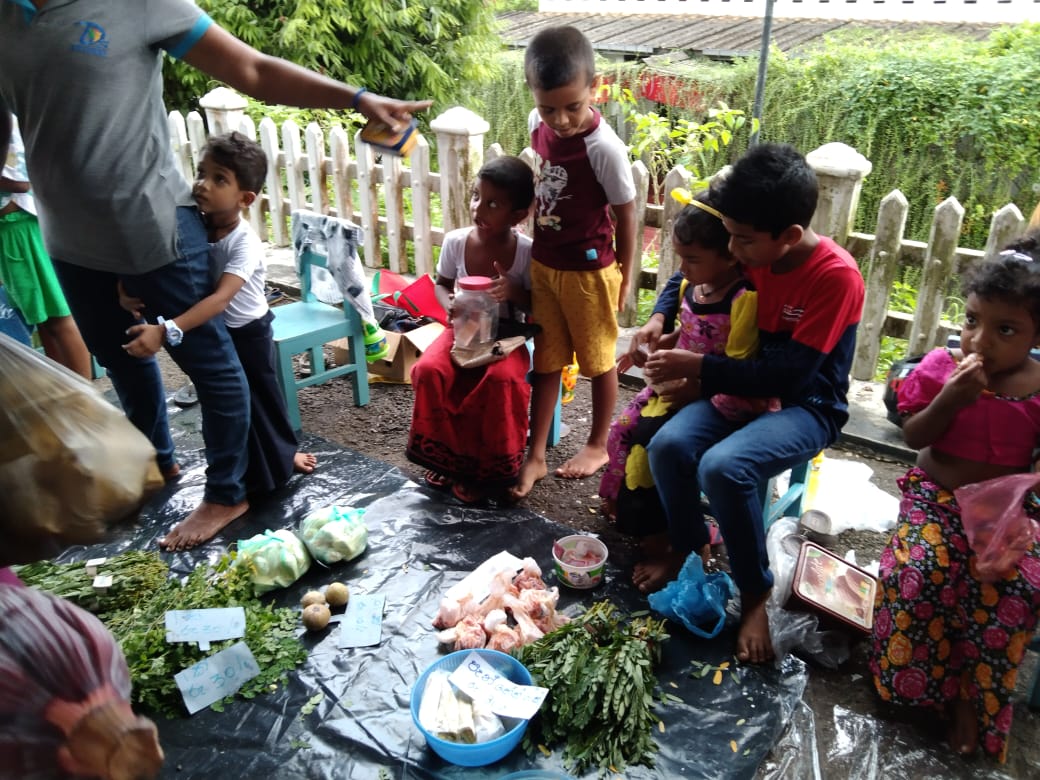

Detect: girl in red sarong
407,157,535,503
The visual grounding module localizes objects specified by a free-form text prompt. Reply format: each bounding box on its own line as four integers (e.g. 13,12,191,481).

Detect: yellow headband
670,187,725,221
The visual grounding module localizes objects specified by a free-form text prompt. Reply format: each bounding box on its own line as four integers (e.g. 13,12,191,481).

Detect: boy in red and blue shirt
639,143,865,663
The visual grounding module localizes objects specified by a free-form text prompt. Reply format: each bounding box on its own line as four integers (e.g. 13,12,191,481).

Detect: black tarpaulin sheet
55,432,806,780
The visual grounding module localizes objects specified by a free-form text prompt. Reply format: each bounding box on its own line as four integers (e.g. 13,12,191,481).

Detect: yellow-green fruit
301,590,326,608
325,582,350,608
302,603,331,631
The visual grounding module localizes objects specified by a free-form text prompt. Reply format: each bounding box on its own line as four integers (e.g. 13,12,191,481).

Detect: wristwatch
156,316,184,347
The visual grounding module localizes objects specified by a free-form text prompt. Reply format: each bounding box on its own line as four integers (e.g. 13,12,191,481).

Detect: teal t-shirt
0,0,212,273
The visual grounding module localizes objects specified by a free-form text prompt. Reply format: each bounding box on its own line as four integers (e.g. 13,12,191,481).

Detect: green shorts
0,209,70,325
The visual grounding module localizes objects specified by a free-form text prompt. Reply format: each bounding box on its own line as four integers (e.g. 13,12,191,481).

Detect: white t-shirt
210,219,268,329
436,227,533,321
1,116,35,216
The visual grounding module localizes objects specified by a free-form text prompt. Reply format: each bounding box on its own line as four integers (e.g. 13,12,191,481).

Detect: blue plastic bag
648,554,736,639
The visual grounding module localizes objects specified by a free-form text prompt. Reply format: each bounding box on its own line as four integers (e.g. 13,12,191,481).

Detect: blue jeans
647,400,832,595
52,207,249,505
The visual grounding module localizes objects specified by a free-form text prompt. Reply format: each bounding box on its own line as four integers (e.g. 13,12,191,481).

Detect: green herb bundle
14,551,168,613
514,601,669,774
17,552,307,718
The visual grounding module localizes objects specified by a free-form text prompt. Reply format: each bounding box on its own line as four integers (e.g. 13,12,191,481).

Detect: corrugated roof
495,11,1000,57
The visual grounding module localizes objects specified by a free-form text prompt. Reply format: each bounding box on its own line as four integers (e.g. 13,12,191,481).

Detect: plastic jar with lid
452,275,499,350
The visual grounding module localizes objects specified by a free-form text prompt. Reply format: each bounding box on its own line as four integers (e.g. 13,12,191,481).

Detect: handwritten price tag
337,593,385,648
174,641,260,715
449,652,548,720
165,607,246,650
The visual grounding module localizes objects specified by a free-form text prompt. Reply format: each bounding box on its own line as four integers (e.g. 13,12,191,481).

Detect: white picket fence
174,90,1029,381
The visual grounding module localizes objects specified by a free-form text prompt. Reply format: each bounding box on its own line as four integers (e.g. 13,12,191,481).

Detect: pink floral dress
870,350,1040,762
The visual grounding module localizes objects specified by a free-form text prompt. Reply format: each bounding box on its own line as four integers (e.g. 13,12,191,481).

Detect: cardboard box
331,321,444,384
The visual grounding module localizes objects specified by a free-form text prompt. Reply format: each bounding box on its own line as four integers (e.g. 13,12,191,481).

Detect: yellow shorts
530,260,620,377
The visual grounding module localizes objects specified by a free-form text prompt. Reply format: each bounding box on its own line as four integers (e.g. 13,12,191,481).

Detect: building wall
538,0,1038,24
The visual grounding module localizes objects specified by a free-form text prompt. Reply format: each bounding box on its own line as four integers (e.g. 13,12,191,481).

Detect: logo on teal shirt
71,21,108,57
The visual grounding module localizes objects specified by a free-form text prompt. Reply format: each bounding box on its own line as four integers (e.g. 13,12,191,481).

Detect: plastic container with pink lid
452,276,498,350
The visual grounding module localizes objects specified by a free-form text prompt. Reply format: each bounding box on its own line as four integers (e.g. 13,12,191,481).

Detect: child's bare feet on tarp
509,456,548,501
555,444,608,479
735,589,774,664
159,499,249,551
947,697,979,756
293,452,317,474
161,462,181,481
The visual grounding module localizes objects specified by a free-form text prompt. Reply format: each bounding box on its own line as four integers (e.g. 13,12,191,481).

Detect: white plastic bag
298,505,368,564
234,529,312,593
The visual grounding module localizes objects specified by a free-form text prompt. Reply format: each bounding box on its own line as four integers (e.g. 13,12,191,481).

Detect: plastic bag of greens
298,505,368,565
234,529,312,594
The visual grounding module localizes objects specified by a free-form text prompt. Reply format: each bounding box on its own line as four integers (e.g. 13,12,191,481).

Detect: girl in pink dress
870,234,1040,761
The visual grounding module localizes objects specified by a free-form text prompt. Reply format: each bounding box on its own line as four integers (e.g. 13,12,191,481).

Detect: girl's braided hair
962,230,1040,330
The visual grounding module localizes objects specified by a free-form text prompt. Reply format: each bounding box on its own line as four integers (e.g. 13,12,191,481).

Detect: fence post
430,107,490,233
411,134,434,277
238,115,268,242
198,87,248,136
168,112,193,184
656,165,693,291
983,203,1026,261
852,189,908,380
619,160,649,327
908,197,964,356
259,117,288,246
805,143,872,246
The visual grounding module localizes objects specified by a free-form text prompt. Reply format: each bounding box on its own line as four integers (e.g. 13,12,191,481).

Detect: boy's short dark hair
524,26,596,91
672,191,731,256
477,156,535,212
712,143,818,237
963,230,1040,330
202,131,268,194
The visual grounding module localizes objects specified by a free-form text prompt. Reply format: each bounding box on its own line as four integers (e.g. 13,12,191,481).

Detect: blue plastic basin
410,649,532,767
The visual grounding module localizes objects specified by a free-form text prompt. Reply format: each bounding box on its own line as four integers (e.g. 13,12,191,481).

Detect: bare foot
600,497,617,523
633,549,686,593
293,452,317,474
161,462,181,481
508,456,548,501
735,589,774,664
947,698,979,756
554,444,609,479
159,499,249,551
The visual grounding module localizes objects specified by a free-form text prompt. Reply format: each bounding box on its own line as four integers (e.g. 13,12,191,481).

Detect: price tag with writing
337,593,385,648
449,652,548,720
174,641,260,715
165,607,246,651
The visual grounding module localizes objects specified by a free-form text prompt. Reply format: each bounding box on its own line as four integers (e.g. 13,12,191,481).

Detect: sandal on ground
173,382,198,408
451,482,485,505
423,470,451,490
265,285,284,304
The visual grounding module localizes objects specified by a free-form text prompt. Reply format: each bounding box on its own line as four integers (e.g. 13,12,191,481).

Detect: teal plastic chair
701,457,811,535
271,220,369,432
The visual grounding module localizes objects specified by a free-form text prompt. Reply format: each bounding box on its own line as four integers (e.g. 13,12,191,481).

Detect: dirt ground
146,353,1040,778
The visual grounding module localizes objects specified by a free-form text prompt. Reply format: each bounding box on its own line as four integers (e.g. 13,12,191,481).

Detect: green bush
163,0,500,125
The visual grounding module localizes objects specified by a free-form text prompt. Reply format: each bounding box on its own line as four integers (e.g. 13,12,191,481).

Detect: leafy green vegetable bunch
17,553,307,719
514,601,669,775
